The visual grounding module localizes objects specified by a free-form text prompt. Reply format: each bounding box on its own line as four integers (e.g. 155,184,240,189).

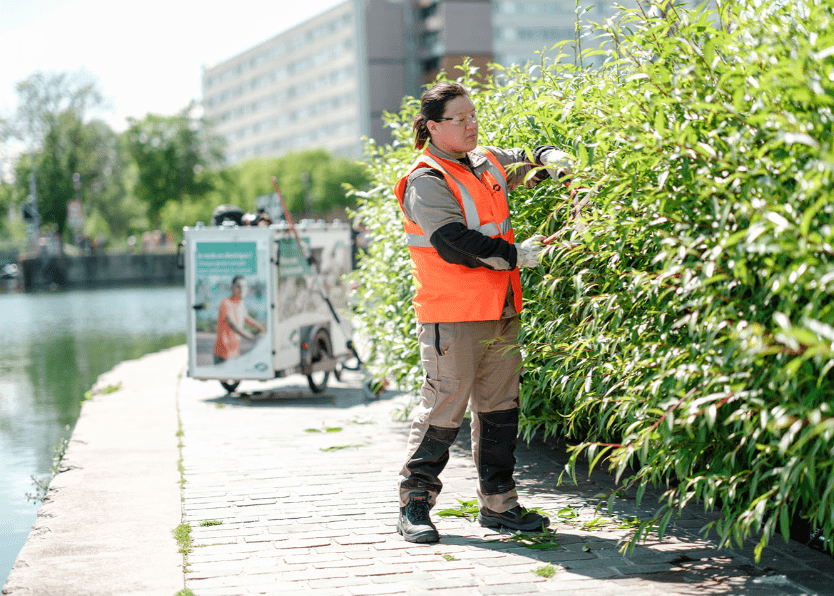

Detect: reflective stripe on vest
404,152,511,246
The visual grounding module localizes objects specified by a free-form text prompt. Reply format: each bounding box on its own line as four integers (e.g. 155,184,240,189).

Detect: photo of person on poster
213,275,266,364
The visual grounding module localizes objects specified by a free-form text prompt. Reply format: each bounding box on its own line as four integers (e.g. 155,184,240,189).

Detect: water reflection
0,286,186,583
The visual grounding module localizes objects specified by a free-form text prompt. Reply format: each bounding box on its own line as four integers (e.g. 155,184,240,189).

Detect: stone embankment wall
20,253,184,291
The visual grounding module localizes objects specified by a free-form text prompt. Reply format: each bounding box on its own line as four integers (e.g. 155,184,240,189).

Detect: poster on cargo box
192,239,271,379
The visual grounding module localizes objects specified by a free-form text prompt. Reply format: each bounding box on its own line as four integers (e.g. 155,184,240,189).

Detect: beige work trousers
398,316,522,512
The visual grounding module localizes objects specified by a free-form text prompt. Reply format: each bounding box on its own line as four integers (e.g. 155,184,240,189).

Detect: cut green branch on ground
320,442,368,451
556,506,579,520
555,505,642,532
437,499,480,522
580,517,613,531
490,528,561,550
199,520,223,527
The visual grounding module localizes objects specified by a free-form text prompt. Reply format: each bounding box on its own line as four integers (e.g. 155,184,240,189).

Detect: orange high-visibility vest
394,147,523,322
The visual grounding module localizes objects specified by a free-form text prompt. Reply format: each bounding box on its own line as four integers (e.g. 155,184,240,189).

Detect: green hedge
350,0,834,558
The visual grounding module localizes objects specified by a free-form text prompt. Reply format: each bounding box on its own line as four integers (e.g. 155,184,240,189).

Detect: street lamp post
23,161,40,254
71,173,82,250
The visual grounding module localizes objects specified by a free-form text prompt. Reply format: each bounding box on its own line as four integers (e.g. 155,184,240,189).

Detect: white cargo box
182,220,354,393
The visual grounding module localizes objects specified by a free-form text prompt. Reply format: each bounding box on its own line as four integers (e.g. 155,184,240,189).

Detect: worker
394,81,573,543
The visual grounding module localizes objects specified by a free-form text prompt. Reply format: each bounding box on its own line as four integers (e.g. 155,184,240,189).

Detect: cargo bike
181,214,358,394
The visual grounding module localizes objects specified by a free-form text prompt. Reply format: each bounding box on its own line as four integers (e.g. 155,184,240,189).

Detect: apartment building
203,1,367,163
202,0,639,165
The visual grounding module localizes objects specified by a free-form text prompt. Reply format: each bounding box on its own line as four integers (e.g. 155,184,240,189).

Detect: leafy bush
350,0,834,558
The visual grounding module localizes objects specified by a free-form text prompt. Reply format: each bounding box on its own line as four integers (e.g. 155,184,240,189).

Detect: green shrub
350,0,834,558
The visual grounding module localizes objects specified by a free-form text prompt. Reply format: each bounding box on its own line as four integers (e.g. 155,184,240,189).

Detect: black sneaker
478,505,550,532
397,491,439,543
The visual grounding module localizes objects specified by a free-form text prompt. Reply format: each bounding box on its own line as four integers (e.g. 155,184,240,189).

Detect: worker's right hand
540,149,573,181
515,235,545,268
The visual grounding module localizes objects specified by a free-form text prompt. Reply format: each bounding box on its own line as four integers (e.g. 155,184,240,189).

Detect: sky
0,0,347,133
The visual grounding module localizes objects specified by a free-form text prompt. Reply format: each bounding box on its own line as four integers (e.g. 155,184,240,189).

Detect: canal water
0,285,186,584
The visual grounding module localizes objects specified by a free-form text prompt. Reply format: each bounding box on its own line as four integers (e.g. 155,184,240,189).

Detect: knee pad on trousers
476,408,519,496
401,425,460,494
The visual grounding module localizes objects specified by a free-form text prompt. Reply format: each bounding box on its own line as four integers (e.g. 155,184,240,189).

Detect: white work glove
540,149,573,181
515,235,546,268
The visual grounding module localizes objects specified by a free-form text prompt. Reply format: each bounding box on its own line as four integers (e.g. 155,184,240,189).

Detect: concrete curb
3,346,185,596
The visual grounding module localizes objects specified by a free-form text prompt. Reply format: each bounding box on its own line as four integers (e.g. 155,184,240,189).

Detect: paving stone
418,577,480,591
555,567,624,581
349,563,417,576
193,541,277,556
189,550,253,564
346,583,411,595
478,582,542,594
307,575,384,590
273,537,334,549
312,559,379,570
282,552,345,565
186,586,248,596
479,572,547,585
371,571,436,583
280,566,353,581
268,588,352,596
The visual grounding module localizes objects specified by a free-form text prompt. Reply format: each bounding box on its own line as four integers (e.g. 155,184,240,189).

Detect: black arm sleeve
429,222,518,270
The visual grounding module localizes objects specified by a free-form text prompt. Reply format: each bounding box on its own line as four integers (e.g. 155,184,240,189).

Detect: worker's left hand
540,149,573,181
516,235,546,268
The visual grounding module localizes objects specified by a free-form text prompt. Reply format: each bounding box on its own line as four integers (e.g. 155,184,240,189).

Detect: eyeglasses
432,112,478,126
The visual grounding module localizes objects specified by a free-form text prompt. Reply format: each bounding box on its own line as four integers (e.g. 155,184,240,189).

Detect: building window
519,27,570,40
494,1,564,15
497,27,570,42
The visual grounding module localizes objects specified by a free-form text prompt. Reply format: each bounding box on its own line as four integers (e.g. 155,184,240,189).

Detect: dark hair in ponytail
412,82,469,150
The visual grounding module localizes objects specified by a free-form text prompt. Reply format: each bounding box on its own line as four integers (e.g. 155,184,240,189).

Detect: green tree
159,149,370,236
219,149,369,216
81,120,147,242
34,110,87,235
8,110,131,239
1,70,139,243
0,179,25,240
10,70,103,147
122,105,224,227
